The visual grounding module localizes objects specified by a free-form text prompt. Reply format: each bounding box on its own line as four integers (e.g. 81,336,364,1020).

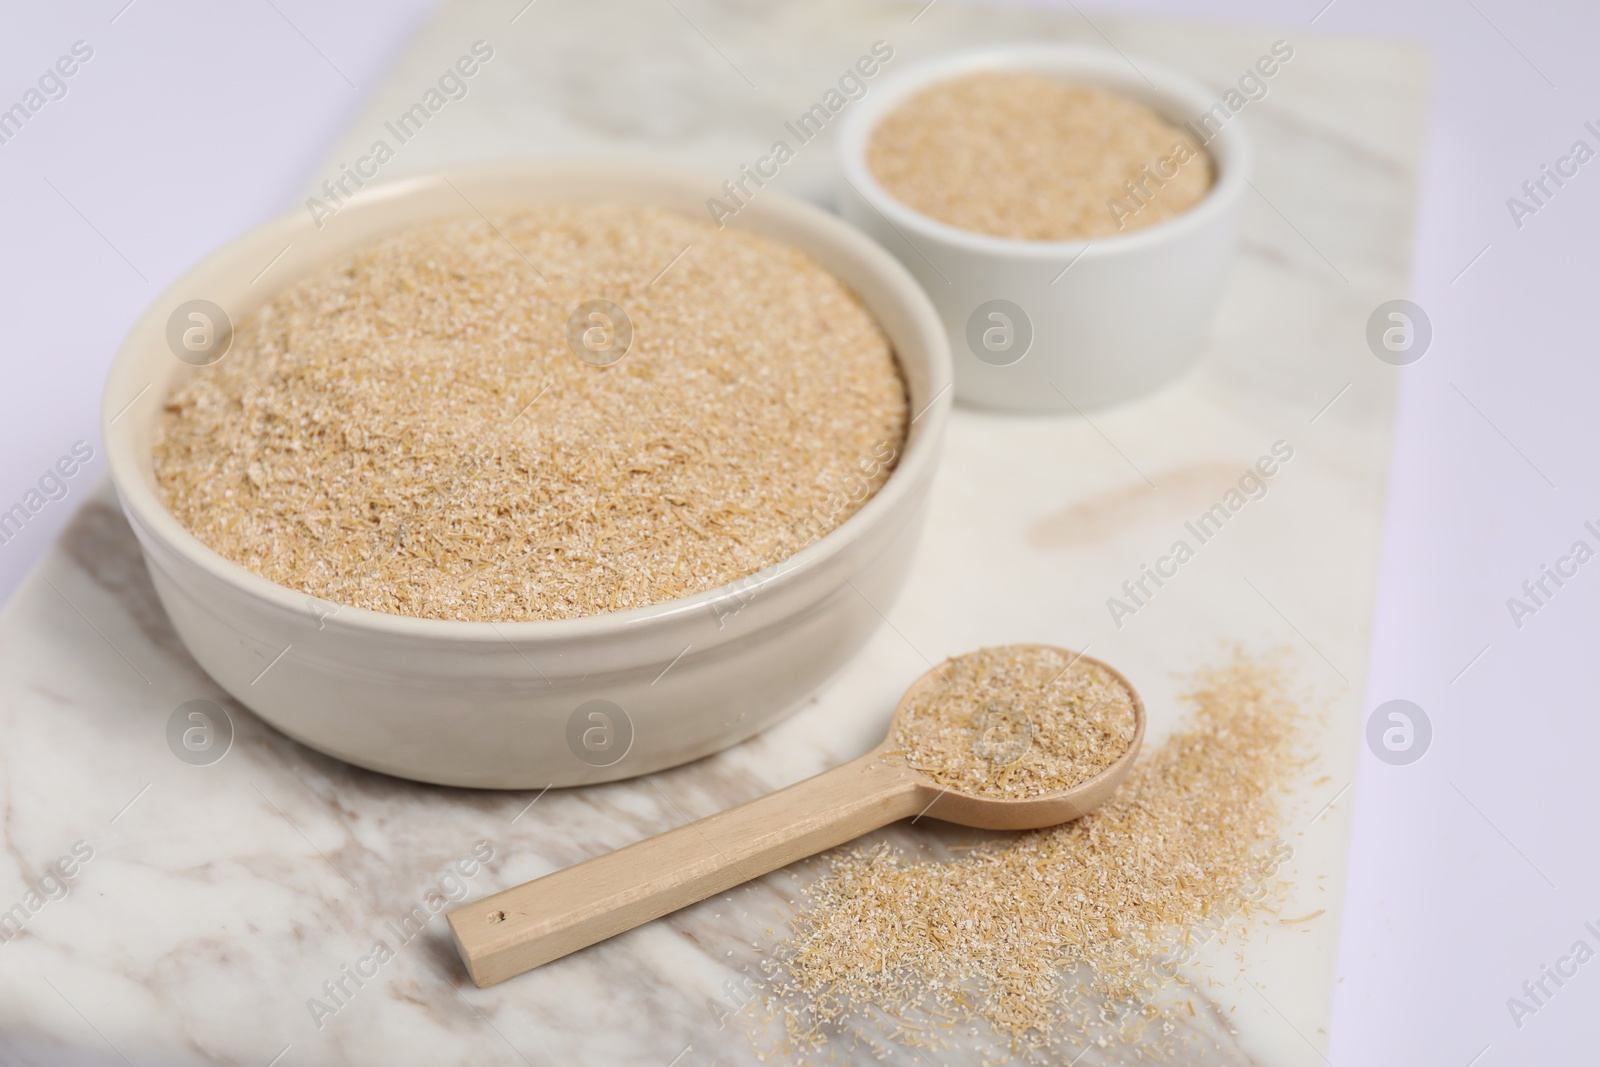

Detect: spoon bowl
883,647,1145,831
449,645,1144,986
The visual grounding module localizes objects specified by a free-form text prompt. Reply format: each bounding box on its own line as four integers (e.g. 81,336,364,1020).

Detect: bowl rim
102,158,952,646
837,42,1254,259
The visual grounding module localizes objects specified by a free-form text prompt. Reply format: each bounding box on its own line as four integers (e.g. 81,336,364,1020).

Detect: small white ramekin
103,160,951,789
838,44,1250,412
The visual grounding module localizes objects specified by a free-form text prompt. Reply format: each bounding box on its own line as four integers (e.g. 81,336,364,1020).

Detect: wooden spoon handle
448,750,924,987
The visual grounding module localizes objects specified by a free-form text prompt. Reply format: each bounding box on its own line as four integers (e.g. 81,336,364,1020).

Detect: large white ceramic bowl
103,160,951,789
838,44,1250,412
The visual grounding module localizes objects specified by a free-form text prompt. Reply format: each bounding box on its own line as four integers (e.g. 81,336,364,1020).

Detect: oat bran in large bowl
102,161,952,788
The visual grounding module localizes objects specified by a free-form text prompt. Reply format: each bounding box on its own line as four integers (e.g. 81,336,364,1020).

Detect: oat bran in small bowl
866,70,1214,242
837,45,1252,412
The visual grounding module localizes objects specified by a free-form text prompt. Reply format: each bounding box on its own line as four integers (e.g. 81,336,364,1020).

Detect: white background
3,1,1596,1064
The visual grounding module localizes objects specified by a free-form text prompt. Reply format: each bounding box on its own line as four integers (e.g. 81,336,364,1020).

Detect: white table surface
2,1,1596,1065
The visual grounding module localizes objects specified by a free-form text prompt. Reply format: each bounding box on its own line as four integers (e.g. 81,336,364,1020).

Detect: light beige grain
154,204,907,622
893,645,1137,799
868,71,1213,241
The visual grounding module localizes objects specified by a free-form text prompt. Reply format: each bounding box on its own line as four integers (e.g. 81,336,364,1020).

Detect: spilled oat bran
763,652,1302,1062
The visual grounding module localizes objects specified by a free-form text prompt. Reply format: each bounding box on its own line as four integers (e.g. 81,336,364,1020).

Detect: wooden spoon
448,646,1144,987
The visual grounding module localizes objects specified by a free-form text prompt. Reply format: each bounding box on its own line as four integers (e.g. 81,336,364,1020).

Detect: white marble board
0,2,1428,1064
